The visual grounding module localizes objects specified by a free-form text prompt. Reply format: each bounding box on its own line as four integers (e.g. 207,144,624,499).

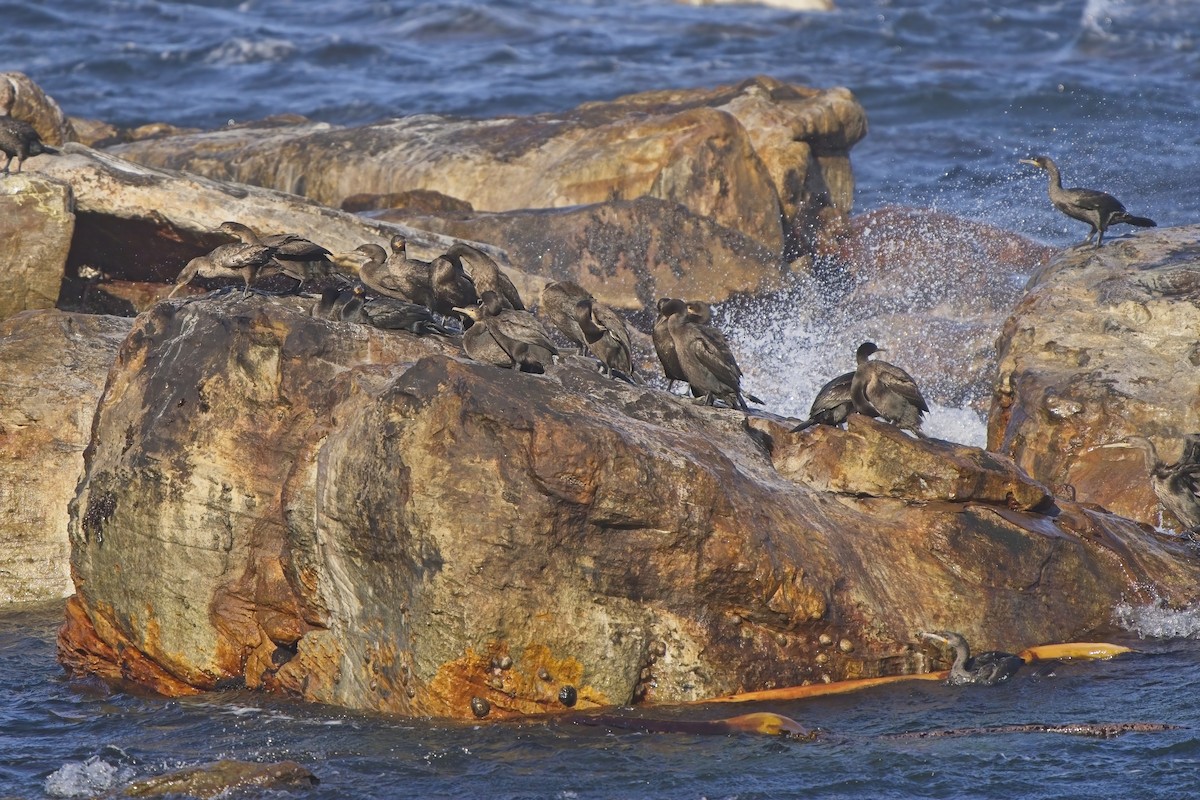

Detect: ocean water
4,1,1200,796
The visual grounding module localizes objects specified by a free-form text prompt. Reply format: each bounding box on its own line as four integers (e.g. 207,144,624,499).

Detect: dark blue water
4,2,1200,795
4,600,1200,798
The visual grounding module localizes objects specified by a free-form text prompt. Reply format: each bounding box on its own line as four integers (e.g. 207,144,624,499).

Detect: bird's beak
1018,158,1038,167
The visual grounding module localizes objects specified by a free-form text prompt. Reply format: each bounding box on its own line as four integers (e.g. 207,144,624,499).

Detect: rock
988,225,1200,530
342,189,473,215
0,310,131,603
119,759,317,798
106,76,867,259
0,174,75,321
26,144,519,302
54,293,1200,718
0,72,76,146
377,196,779,310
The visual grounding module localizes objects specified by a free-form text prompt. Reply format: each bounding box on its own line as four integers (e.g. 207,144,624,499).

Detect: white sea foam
44,756,135,798
203,37,296,66
1113,597,1200,640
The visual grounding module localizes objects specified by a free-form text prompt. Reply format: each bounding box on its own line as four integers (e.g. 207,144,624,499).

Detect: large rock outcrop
56,293,1200,719
989,226,1200,529
106,76,866,265
0,310,131,603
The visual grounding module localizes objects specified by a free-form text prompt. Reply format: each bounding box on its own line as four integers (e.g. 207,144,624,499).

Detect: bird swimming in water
218,221,333,290
1020,155,1156,247
0,115,58,175
792,371,854,432
1101,434,1200,532
457,290,558,372
444,242,524,310
850,342,928,436
539,281,593,352
653,298,689,391
665,300,756,411
573,296,636,381
168,241,278,298
918,630,1024,687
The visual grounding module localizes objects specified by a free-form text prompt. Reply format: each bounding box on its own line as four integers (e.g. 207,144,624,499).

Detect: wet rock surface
989,225,1200,530
52,293,1200,719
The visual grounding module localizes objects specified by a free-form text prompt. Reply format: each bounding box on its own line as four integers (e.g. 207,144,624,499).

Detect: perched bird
684,300,764,406
538,281,593,352
918,631,1024,687
430,254,479,325
168,241,278,298
444,242,524,310
850,342,928,435
0,115,58,175
353,240,436,309
573,296,636,380
665,300,755,411
653,298,689,390
1103,434,1200,532
458,290,557,372
217,221,333,290
316,283,455,335
1020,155,1156,247
791,371,854,432
315,285,365,322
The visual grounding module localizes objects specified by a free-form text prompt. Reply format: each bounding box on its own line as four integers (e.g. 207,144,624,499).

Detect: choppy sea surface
4,2,1200,796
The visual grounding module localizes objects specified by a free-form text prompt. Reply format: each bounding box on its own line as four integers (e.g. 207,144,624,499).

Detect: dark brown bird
792,371,854,432
444,243,524,310
666,302,754,411
168,241,278,298
538,281,593,352
458,290,557,372
1020,155,1156,247
653,298,689,390
573,296,636,380
218,221,333,290
849,342,928,435
0,115,58,175
684,301,764,406
919,631,1024,687
354,240,436,309
430,254,479,325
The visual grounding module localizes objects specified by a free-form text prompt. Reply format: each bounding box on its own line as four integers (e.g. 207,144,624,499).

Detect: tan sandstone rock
989,225,1200,531
106,76,866,263
0,174,75,321
55,293,1200,719
0,310,131,603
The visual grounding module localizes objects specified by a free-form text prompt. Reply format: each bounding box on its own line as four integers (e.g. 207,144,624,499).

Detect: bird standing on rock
538,281,593,352
1020,155,1156,247
217,221,333,291
850,342,928,436
664,300,756,411
1101,434,1200,532
168,241,279,298
457,290,557,372
430,254,479,326
573,296,636,381
653,298,689,391
0,115,58,175
444,243,524,310
792,371,854,432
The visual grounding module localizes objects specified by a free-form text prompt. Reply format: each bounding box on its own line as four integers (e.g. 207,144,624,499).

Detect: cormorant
1020,155,1156,247
792,371,854,432
444,242,524,310
168,241,278,298
430,254,479,325
457,290,558,372
218,221,333,290
684,301,765,405
538,281,593,352
653,298,688,390
1104,434,1200,532
0,115,58,175
919,631,1024,687
316,283,455,335
850,342,928,435
573,296,636,380
666,301,755,411
354,240,435,308
315,285,364,322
